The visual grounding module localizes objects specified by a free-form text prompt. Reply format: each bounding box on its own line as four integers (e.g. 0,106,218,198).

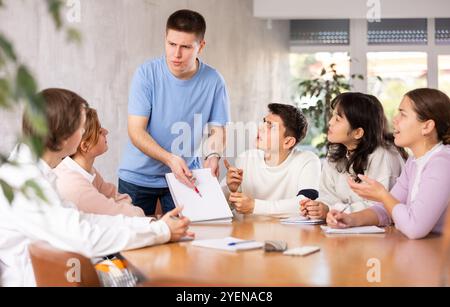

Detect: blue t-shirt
118,56,230,188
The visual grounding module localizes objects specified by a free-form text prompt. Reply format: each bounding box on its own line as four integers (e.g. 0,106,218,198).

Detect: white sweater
221,149,321,215
317,146,405,213
0,145,170,287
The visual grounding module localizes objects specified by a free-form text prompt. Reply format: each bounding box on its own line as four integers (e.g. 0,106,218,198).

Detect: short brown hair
268,103,308,145
405,88,450,145
74,107,101,155
23,88,88,152
166,9,206,41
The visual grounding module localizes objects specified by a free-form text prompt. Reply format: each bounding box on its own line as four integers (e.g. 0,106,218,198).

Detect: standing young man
119,10,230,215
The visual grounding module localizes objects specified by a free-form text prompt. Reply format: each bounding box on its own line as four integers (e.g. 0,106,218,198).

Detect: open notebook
165,168,233,223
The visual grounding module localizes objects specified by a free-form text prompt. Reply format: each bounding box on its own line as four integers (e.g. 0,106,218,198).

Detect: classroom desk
121,215,447,286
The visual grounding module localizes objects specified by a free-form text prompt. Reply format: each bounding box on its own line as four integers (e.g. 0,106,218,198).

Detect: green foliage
296,63,365,151
0,0,81,204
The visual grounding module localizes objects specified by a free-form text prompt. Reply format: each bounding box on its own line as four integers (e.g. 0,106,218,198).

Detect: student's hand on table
229,192,254,214
326,209,354,229
303,200,329,219
347,174,389,203
161,207,195,242
204,156,220,178
167,154,195,189
299,199,309,217
224,159,243,193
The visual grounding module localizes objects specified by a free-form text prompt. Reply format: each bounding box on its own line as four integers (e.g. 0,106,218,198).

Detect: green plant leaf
66,27,82,44
24,179,48,203
0,179,14,204
0,34,17,62
46,0,64,29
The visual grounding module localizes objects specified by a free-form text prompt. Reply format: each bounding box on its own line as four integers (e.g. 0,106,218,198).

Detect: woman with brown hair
54,108,145,217
0,88,193,286
327,88,450,240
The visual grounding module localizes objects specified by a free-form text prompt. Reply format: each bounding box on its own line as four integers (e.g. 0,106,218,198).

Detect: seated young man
222,103,321,215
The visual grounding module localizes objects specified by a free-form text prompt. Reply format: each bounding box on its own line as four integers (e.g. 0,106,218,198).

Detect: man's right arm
128,115,195,188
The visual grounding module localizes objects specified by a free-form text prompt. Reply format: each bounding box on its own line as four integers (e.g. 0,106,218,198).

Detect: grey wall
0,0,290,182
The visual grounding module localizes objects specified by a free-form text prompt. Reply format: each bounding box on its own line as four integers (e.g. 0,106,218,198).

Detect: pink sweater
371,144,450,239
54,158,145,217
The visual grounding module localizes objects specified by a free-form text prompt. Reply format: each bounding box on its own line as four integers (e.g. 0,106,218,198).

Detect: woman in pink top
55,108,145,217
327,88,450,239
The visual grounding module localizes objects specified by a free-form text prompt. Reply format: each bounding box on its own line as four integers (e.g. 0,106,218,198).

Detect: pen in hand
340,203,351,213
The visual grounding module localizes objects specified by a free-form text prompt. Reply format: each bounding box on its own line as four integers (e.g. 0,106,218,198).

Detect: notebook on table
280,216,324,225
165,168,233,223
191,237,264,252
320,225,386,234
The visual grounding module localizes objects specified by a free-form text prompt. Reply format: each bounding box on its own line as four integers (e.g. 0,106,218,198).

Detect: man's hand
224,159,243,193
166,154,195,189
229,192,254,214
300,200,329,219
161,207,195,242
204,156,220,178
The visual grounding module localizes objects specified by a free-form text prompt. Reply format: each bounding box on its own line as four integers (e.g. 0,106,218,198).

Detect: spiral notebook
165,168,233,223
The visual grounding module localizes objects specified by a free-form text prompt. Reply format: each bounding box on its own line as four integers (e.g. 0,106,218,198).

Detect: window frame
290,18,450,93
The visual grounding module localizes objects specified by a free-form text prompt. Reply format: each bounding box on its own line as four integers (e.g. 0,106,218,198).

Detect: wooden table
121,215,447,286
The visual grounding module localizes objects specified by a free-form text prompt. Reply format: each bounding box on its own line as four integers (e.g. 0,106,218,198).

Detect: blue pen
228,240,255,246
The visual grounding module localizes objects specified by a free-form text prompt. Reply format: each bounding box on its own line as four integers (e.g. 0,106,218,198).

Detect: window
290,52,350,106
439,55,450,96
290,19,350,46
368,19,428,45
290,52,350,147
436,18,450,45
367,52,428,121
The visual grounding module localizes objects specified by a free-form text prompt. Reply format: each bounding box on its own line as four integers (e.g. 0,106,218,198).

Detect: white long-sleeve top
0,144,170,287
317,146,405,213
221,149,321,215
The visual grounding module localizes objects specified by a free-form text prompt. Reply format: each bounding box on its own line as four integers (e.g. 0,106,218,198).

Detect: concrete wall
0,0,290,182
254,0,450,19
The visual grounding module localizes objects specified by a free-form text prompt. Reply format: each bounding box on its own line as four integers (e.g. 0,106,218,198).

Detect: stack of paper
280,216,324,225
165,169,233,223
320,225,386,234
191,237,264,252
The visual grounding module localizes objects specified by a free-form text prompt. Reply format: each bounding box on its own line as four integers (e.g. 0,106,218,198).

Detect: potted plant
295,63,367,156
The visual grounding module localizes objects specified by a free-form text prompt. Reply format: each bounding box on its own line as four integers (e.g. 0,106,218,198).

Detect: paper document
321,225,386,234
281,216,324,225
165,169,233,222
191,237,264,252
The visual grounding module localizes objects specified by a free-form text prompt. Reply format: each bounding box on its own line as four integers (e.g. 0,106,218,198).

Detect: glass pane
436,18,450,45
438,55,450,96
368,18,427,45
290,52,350,147
290,19,350,46
367,52,428,122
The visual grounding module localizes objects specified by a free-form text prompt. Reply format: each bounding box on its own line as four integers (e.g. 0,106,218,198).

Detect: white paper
191,237,264,252
281,216,324,225
165,169,233,222
321,225,386,234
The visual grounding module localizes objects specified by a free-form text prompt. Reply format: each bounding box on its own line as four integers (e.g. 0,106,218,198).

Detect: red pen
190,176,203,198
194,186,203,198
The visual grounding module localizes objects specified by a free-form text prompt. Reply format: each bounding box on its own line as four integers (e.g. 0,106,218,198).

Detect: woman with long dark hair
300,92,406,220
328,88,450,239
